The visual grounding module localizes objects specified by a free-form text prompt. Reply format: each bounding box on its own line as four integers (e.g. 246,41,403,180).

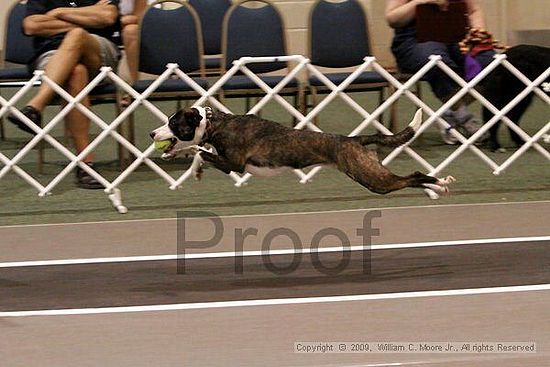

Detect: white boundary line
1,200,549,229
1,284,548,317
361,353,550,367
1,235,549,268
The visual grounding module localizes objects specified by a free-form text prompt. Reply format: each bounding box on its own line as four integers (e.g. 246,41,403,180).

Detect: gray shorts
33,34,120,79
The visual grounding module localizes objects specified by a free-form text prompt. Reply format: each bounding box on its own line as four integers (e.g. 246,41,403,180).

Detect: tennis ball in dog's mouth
154,140,172,152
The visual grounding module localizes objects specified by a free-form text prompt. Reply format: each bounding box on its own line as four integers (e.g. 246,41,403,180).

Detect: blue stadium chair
220,0,304,114
0,1,33,82
0,1,132,168
307,0,390,125
116,0,208,157
0,0,35,140
135,0,207,93
0,0,124,102
189,0,231,74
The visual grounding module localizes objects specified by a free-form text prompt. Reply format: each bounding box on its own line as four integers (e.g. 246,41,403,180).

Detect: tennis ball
154,140,172,152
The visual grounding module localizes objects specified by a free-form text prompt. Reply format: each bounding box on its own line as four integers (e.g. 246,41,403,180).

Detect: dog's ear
168,108,201,126
184,108,202,128
168,108,204,141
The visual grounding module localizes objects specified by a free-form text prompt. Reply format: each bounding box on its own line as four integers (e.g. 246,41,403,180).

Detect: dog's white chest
245,164,291,177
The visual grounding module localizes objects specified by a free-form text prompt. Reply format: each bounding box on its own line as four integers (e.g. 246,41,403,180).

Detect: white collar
191,106,212,144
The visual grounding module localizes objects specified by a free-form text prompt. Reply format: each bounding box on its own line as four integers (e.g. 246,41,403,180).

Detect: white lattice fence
0,55,548,212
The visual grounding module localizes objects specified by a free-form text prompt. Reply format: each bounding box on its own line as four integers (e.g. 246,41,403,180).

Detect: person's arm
132,0,148,20
48,0,119,29
121,0,148,27
23,14,78,37
385,0,449,29
465,0,486,29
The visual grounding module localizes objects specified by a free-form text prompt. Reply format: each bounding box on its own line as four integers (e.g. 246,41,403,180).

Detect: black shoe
7,105,42,135
76,163,104,190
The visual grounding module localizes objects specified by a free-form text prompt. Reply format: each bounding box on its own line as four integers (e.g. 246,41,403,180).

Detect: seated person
119,0,150,83
118,0,155,106
385,0,495,144
8,0,121,189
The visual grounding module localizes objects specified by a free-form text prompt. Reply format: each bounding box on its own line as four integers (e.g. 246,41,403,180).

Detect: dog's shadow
128,261,452,298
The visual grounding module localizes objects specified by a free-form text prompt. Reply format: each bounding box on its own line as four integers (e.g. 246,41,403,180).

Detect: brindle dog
151,107,455,196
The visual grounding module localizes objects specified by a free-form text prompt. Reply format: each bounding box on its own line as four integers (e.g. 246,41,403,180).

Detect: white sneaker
439,111,458,145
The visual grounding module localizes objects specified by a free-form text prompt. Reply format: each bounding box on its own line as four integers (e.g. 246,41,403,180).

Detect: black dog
151,107,455,196
477,44,549,151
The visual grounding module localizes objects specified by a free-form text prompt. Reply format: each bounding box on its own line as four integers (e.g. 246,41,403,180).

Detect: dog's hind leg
354,109,423,147
486,97,531,151
483,106,502,152
353,168,453,195
506,97,532,147
421,175,456,196
336,143,455,195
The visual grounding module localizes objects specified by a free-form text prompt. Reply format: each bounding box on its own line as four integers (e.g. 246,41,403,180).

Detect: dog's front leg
190,152,204,180
200,151,244,175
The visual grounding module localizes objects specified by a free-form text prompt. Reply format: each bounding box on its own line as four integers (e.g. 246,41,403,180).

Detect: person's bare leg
29,28,103,112
121,18,139,82
63,63,94,163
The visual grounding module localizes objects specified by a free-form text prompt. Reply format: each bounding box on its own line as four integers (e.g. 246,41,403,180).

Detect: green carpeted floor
1,83,549,226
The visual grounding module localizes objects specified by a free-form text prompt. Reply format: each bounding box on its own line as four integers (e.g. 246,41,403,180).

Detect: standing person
8,0,121,189
385,0,494,144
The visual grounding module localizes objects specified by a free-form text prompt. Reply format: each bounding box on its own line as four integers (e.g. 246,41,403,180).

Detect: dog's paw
186,144,202,155
423,183,450,196
424,188,440,200
161,152,175,160
189,148,205,181
437,175,456,186
423,176,455,198
194,165,203,181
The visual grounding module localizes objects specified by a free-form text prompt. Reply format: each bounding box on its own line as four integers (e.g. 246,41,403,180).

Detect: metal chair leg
116,100,133,169
245,97,251,113
38,140,44,174
388,84,398,132
310,86,320,126
0,118,5,141
0,90,5,141
378,87,385,125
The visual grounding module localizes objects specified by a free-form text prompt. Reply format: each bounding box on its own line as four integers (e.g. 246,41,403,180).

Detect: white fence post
0,55,548,212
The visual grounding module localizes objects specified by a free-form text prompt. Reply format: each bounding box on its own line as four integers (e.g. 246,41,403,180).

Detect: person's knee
72,63,89,78
67,64,89,92
396,41,451,72
417,41,456,64
61,28,90,50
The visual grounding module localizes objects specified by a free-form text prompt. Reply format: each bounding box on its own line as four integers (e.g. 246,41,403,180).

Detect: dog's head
150,106,211,158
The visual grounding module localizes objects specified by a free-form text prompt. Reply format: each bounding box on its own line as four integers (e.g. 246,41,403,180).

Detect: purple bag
464,53,482,81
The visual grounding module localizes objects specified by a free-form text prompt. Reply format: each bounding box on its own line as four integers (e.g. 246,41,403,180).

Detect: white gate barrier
0,55,549,212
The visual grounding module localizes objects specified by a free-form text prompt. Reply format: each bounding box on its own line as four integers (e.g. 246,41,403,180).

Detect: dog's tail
353,109,423,147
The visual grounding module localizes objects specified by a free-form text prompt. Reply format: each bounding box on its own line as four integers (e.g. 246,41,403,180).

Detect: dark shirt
25,0,121,62
394,0,467,41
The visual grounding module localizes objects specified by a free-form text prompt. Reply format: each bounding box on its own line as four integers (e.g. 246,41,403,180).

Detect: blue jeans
391,27,494,101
